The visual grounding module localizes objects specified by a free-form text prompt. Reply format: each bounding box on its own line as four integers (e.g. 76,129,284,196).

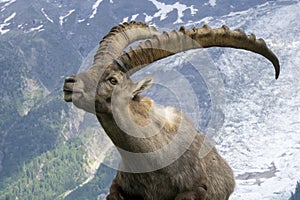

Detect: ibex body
105,79,235,199
63,21,280,200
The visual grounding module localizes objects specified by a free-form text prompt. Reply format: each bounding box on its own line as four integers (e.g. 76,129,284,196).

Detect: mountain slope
0,0,299,199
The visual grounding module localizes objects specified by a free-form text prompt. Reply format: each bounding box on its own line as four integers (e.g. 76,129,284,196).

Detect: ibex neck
96,97,180,153
96,113,136,151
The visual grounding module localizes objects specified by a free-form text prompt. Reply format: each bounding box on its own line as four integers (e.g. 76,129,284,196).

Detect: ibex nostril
65,75,76,83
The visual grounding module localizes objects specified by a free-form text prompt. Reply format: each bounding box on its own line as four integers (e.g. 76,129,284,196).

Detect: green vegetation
0,41,26,129
0,135,116,200
0,94,67,181
0,16,114,200
65,164,116,200
0,138,87,200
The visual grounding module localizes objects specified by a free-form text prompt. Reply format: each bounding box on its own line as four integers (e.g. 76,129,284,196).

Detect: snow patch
212,2,300,199
190,5,197,15
3,11,16,23
144,13,154,23
41,8,54,23
204,0,218,8
122,17,129,23
0,25,10,34
25,25,44,33
208,0,216,7
227,9,253,18
59,9,75,26
0,12,16,35
148,0,198,24
78,19,85,23
131,14,139,21
0,0,16,12
123,14,139,23
89,0,103,19
185,16,214,27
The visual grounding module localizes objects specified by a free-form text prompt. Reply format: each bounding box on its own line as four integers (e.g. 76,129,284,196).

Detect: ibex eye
109,77,118,85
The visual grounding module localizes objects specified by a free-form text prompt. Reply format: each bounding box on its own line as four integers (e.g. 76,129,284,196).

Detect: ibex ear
132,77,153,97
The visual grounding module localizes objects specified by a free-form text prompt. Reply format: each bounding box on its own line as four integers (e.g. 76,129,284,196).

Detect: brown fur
102,93,235,200
129,96,153,127
63,22,279,200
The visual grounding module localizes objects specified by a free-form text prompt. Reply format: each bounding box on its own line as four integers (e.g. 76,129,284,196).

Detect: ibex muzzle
63,21,280,200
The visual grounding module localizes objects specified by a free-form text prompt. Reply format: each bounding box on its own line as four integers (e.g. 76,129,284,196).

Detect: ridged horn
93,21,160,64
113,24,280,79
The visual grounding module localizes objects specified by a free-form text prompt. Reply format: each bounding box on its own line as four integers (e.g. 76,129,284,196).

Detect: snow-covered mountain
211,2,300,199
1,0,299,199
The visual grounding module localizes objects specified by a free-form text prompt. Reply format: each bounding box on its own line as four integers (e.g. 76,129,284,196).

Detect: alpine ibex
63,21,280,200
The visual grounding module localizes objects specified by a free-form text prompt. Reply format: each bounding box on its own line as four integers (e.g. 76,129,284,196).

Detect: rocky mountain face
1,0,299,199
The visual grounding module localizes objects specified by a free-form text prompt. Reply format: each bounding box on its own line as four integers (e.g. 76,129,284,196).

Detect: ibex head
63,21,280,116
63,64,130,114
63,21,159,114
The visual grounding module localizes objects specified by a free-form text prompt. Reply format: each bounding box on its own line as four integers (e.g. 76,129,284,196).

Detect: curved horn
113,24,280,79
94,21,160,64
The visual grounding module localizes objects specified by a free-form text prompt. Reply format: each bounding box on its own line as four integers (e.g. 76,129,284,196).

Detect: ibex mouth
63,75,83,102
63,86,83,102
63,90,73,102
